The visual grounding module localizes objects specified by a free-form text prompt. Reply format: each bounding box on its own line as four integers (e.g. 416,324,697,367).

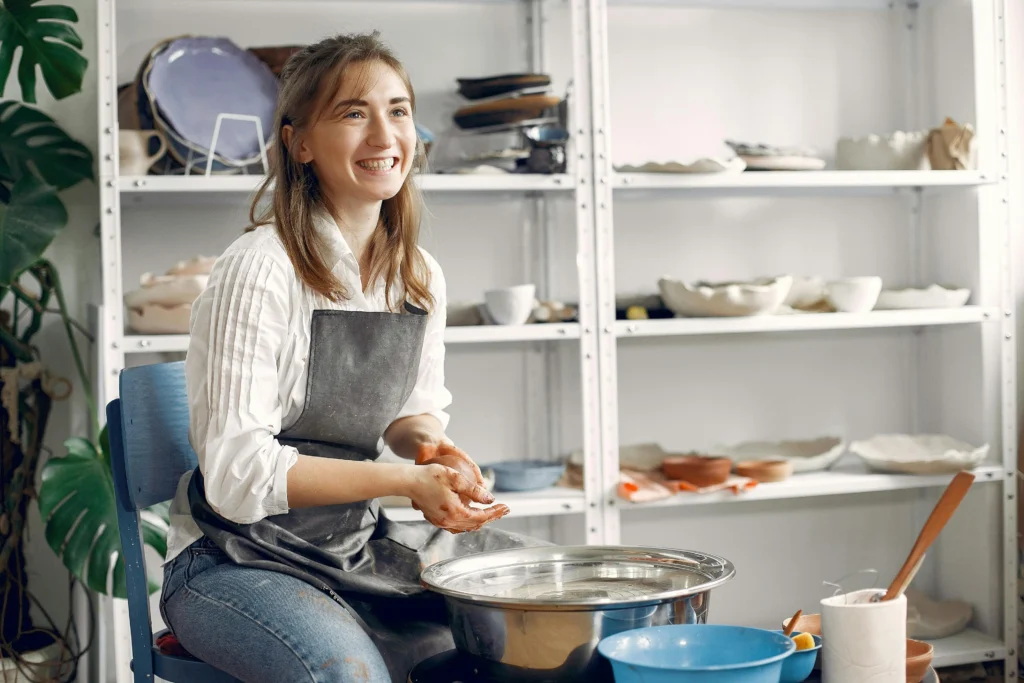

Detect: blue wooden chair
107,360,241,682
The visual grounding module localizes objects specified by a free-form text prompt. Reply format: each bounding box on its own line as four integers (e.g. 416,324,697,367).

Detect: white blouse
164,213,452,564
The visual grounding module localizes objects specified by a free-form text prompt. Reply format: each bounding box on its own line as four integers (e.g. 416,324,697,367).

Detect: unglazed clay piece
124,273,208,309
166,255,217,276
836,130,930,170
849,434,989,474
658,275,793,317
614,157,746,174
875,285,971,310
905,588,973,640
127,303,192,334
784,275,827,310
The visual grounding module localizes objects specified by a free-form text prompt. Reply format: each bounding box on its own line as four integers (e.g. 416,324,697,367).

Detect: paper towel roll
820,588,906,682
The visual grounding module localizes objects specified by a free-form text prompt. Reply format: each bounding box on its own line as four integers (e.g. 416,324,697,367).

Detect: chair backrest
113,360,196,510
107,360,196,682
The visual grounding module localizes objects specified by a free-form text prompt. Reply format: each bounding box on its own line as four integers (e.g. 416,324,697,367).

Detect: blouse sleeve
184,247,299,525
393,250,453,429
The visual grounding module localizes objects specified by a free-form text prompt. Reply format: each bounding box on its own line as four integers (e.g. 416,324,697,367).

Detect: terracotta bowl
781,613,821,636
734,458,794,482
906,638,933,683
661,455,731,488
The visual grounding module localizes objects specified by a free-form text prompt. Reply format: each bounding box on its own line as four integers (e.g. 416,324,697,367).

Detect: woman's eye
345,110,364,119
391,108,409,117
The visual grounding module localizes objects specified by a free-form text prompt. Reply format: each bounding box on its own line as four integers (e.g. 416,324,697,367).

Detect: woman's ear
282,124,313,164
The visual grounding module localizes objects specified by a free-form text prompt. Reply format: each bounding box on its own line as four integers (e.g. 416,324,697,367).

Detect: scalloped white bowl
875,285,971,310
849,434,989,474
658,275,793,317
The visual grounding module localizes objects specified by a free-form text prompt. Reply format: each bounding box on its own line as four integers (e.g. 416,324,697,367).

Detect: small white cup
825,276,882,313
484,284,536,325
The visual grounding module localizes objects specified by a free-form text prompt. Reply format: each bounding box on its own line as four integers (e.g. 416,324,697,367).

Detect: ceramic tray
614,157,746,174
875,285,971,309
714,436,846,473
849,434,989,474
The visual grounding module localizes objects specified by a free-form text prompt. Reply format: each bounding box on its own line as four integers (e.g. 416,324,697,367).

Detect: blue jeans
160,536,391,683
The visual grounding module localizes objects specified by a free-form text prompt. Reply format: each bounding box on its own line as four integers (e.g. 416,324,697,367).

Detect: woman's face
297,61,416,206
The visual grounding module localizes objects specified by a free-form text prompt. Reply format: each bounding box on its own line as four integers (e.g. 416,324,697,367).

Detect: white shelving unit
93,0,1016,682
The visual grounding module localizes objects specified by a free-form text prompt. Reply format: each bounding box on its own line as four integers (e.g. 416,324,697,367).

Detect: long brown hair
247,32,433,312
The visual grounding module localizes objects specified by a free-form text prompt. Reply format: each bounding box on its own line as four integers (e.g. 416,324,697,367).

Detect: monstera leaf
0,0,87,103
0,173,66,285
0,101,94,189
38,428,171,598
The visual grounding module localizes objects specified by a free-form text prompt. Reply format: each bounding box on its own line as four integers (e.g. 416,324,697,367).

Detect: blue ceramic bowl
597,624,796,683
769,631,821,682
488,460,566,492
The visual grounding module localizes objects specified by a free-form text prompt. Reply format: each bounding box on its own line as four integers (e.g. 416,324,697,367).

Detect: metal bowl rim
420,544,736,609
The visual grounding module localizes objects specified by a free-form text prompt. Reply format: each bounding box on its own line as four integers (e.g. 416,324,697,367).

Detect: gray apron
188,304,539,683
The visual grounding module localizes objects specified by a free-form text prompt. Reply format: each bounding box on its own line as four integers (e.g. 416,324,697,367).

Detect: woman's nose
366,116,395,149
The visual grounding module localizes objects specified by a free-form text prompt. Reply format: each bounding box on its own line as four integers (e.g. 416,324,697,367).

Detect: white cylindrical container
820,588,906,682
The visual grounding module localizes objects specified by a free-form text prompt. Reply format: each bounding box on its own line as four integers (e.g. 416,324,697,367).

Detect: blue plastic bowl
489,460,566,492
769,631,822,682
598,624,796,683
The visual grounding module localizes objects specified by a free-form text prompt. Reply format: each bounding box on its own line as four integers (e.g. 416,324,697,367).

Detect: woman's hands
410,442,507,533
408,463,509,533
417,442,484,486
383,417,507,534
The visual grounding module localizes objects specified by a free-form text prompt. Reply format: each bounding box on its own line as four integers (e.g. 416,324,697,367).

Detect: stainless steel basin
420,545,735,681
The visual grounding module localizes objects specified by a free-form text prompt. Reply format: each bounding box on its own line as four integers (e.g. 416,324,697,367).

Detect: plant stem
45,262,98,439
44,309,94,343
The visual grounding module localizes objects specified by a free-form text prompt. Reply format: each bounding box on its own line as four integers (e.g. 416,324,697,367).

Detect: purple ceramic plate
147,36,278,163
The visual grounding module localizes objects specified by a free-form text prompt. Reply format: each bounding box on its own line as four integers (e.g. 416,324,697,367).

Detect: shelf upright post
97,0,136,681
969,0,1017,678
522,0,558,540
579,0,620,545
567,0,609,545
987,0,1019,678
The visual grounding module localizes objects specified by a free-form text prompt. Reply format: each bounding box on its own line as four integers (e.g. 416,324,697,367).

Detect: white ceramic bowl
484,284,536,325
874,284,971,310
825,276,882,313
657,275,792,317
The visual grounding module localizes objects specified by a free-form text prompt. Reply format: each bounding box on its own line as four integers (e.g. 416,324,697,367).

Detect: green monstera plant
0,0,169,675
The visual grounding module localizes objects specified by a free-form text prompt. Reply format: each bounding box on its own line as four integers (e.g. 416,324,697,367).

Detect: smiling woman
155,32,546,683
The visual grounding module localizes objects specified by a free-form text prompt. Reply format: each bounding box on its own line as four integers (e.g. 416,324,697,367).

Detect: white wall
7,0,1023,681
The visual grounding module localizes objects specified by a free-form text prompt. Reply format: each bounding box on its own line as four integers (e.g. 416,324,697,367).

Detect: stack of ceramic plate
137,35,279,174
452,73,560,132
725,139,826,171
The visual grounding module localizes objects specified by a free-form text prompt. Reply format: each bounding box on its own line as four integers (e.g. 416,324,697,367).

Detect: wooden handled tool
879,470,975,601
782,609,803,636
